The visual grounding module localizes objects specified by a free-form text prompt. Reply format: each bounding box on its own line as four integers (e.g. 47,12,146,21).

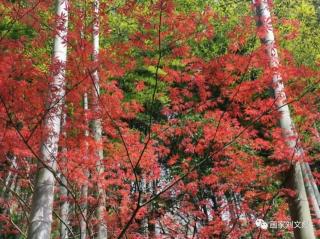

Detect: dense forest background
1,0,320,238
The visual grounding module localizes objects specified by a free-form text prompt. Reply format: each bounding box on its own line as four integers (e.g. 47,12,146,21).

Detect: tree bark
253,1,315,238
91,0,108,238
300,163,320,220
1,154,17,199
27,0,69,238
80,92,89,239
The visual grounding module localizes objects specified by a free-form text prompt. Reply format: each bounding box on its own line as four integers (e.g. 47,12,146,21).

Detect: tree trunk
1,154,17,199
141,177,149,237
288,163,316,239
80,93,89,239
253,1,315,238
27,0,69,238
300,163,320,220
91,0,108,238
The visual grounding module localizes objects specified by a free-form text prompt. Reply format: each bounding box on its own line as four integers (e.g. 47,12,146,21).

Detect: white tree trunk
27,1,69,238
305,164,320,206
220,195,231,224
300,163,320,220
254,1,315,238
303,126,320,225
312,125,320,206
288,163,315,239
1,154,17,199
141,177,149,237
80,93,89,239
92,1,107,238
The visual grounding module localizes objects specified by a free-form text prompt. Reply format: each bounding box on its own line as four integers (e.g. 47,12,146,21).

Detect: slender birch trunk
300,163,320,220
79,6,89,237
141,177,149,237
0,154,17,237
153,164,168,236
91,1,107,238
80,93,89,239
305,163,320,207
1,154,17,199
27,0,69,238
221,195,231,224
254,1,315,238
304,125,320,224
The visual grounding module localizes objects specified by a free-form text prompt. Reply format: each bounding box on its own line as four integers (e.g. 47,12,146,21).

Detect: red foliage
0,0,319,238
